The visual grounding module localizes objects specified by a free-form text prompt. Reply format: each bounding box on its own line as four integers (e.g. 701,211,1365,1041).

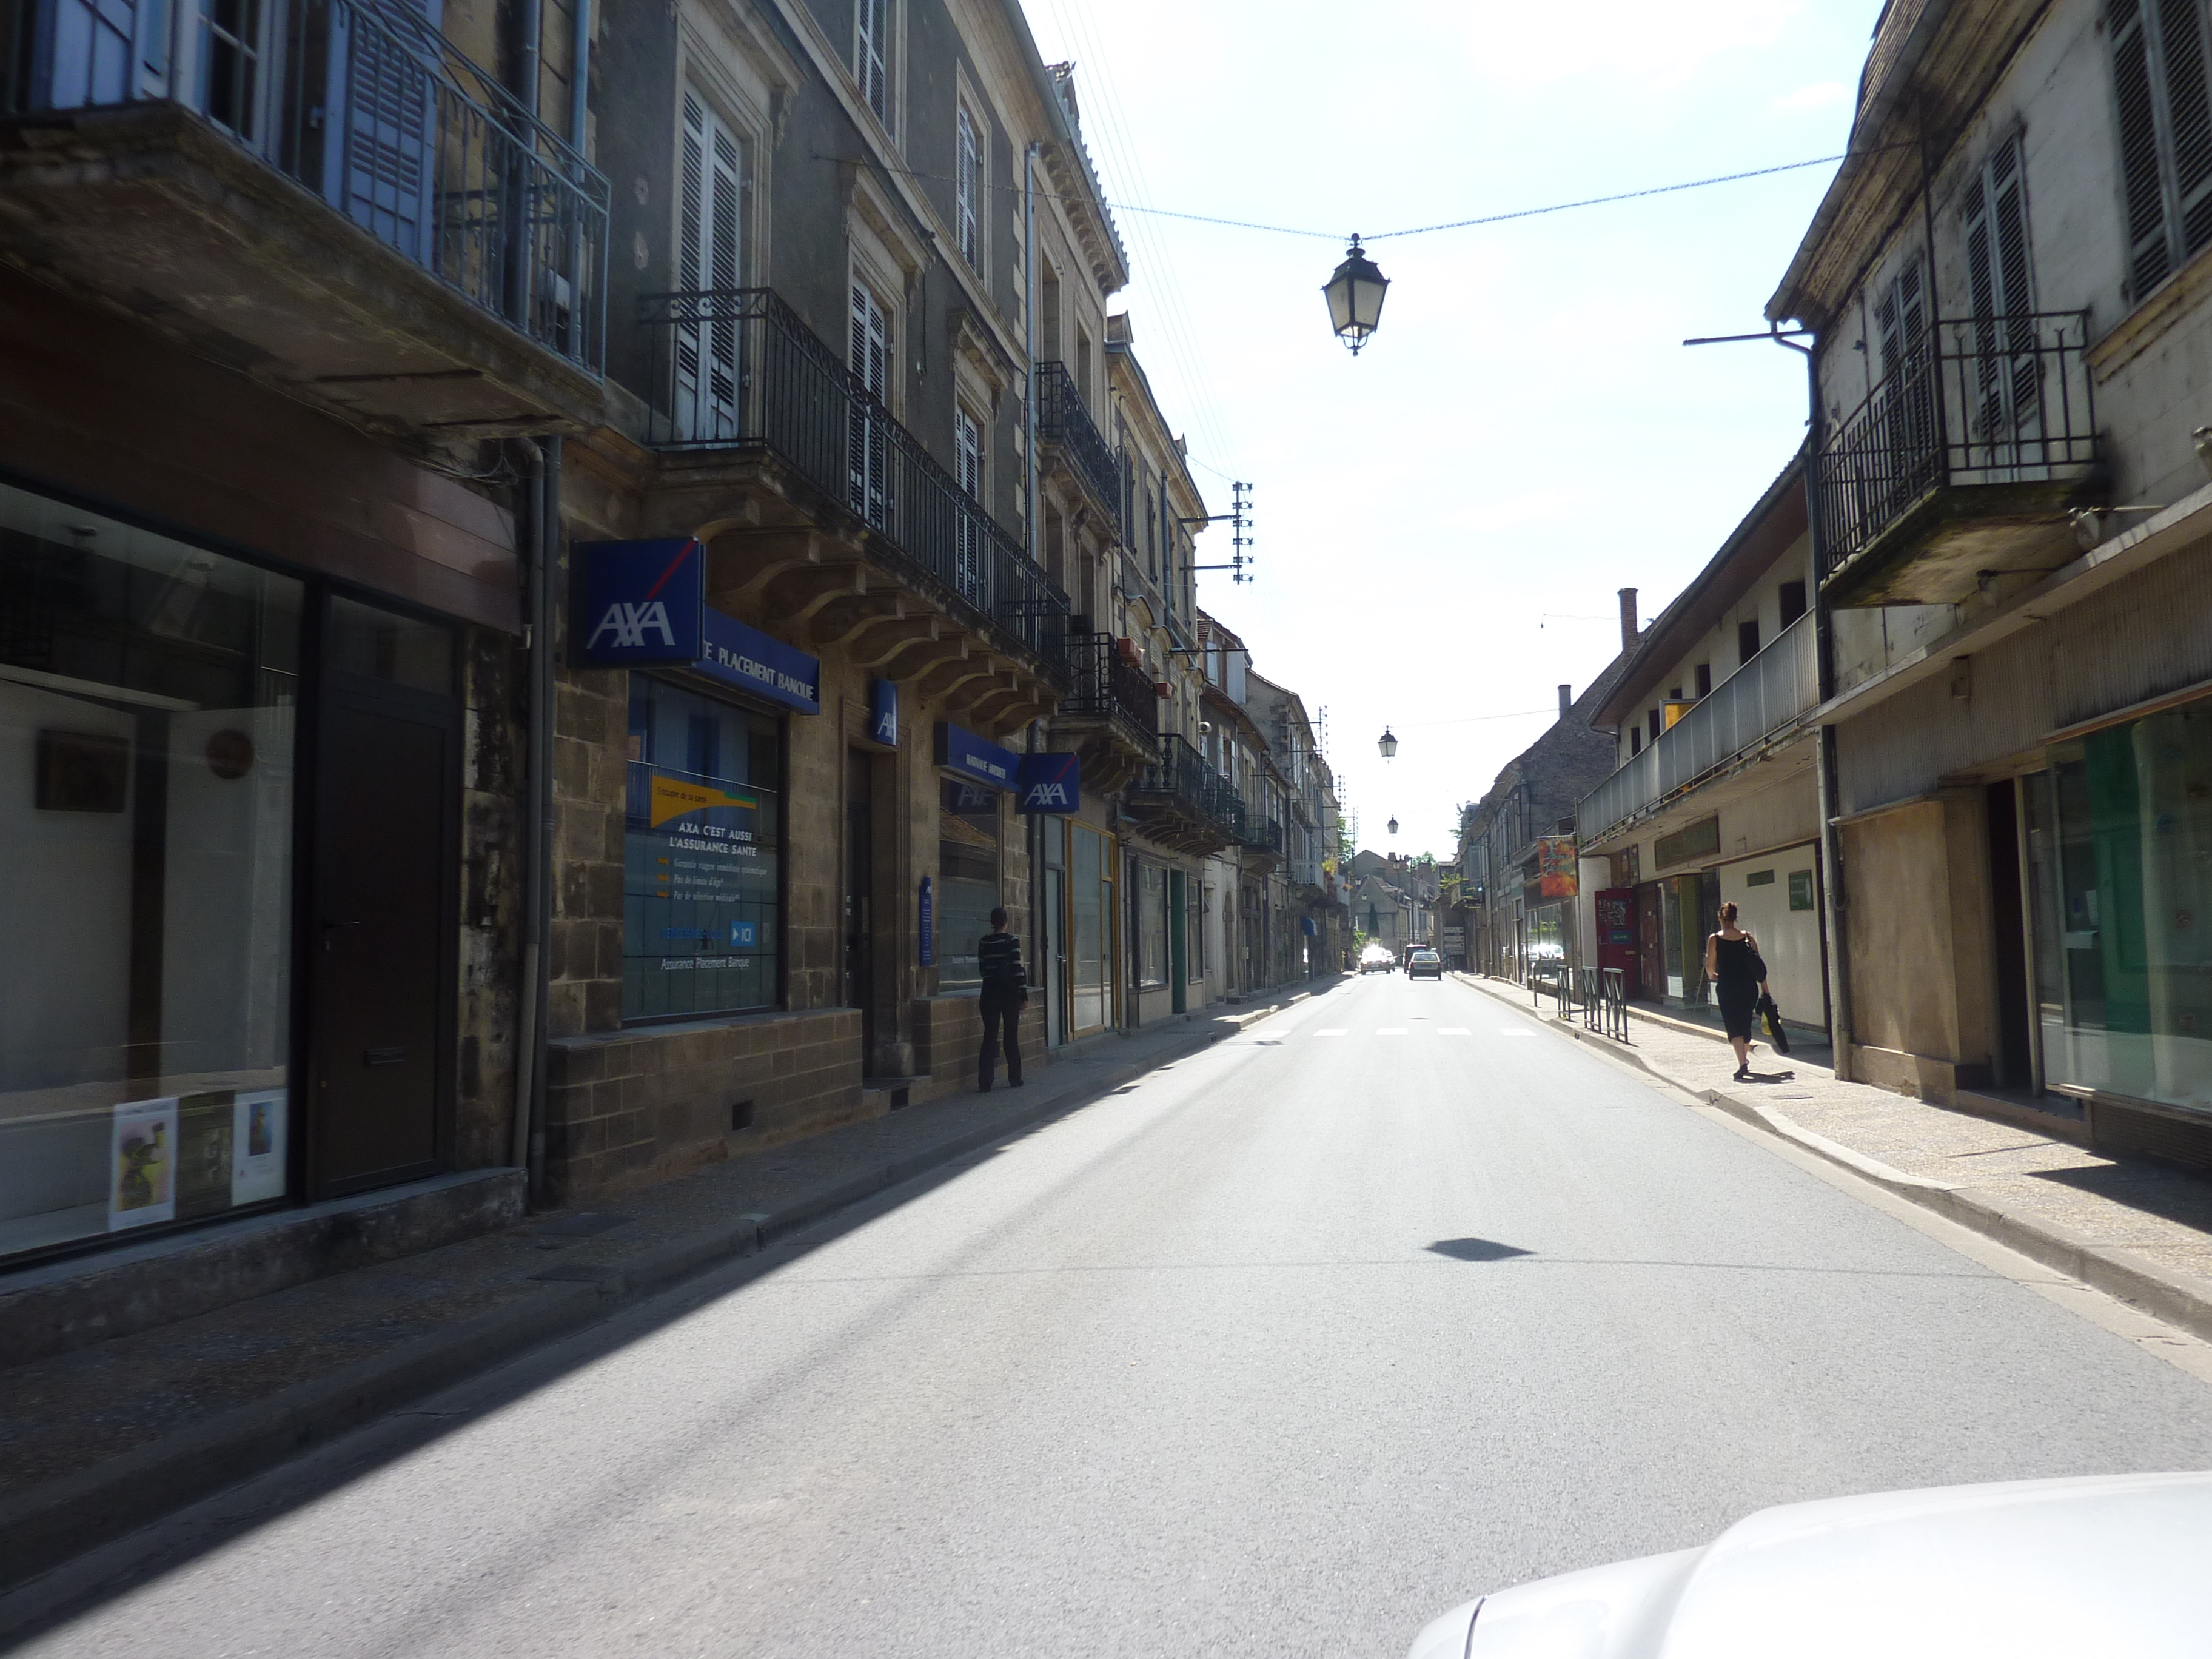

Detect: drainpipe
510,437,560,1198
1025,141,1041,568
1774,328,1854,1081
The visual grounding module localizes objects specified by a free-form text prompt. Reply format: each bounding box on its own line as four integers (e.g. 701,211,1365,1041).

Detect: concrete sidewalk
1460,972,2212,1344
0,982,1336,1593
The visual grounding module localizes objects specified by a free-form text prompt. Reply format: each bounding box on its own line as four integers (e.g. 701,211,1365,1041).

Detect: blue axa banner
1015,752,1081,813
934,722,1018,789
696,608,821,713
574,539,820,715
575,540,704,664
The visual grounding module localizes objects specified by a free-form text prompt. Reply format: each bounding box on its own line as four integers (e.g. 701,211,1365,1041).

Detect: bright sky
1022,0,1886,859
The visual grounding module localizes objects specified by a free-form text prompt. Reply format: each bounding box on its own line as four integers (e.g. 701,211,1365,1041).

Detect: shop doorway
1168,870,1188,1014
1044,863,1066,1046
845,748,876,1062
307,602,456,1196
1988,778,2034,1089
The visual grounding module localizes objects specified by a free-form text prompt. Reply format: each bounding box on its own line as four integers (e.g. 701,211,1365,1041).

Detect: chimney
1618,586,1639,652
1557,683,1572,720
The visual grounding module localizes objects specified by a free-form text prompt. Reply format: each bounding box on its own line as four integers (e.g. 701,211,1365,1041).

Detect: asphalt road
25,974,2212,1658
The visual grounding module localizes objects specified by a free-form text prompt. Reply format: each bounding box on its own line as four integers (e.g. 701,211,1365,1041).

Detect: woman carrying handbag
1704,901,1774,1082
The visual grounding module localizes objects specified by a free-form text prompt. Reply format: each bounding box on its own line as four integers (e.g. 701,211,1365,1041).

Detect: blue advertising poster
575,540,704,665
918,876,934,967
1015,752,1081,813
870,679,900,747
933,722,1017,789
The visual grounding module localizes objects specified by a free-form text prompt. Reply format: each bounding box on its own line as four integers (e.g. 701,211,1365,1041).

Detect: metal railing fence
640,288,1070,678
1815,310,2096,580
1133,732,1246,841
1578,611,1818,841
1057,630,1157,742
9,0,608,370
1034,361,1122,533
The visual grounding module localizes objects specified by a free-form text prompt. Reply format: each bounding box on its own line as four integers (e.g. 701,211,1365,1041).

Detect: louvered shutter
1964,133,2038,460
957,107,980,266
328,0,438,263
673,94,743,439
2160,0,2212,254
848,284,891,525
954,407,983,602
856,0,888,121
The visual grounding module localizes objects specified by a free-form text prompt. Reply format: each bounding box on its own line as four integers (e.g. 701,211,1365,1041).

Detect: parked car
1406,949,1443,979
1407,1472,2212,1659
1359,944,1395,974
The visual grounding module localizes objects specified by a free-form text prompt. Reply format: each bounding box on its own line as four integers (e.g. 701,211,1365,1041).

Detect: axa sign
574,540,704,666
1015,752,1081,814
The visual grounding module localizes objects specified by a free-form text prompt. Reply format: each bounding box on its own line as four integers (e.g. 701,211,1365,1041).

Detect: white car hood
1413,1471,2212,1659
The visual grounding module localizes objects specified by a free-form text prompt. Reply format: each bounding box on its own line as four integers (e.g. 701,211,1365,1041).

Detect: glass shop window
937,777,1000,990
623,676,782,1020
1137,861,1167,987
2030,702,2212,1111
0,481,302,1264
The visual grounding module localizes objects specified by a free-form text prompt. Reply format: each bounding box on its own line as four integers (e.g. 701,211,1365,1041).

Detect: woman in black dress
1704,901,1770,1081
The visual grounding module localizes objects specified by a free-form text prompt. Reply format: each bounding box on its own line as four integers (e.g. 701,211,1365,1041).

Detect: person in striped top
977,906,1026,1091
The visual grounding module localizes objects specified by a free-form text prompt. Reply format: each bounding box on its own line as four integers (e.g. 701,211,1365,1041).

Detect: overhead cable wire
1106,152,1854,243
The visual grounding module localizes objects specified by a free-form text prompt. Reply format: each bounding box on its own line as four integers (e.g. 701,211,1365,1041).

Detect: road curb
0,999,1300,1595
1452,974,2212,1349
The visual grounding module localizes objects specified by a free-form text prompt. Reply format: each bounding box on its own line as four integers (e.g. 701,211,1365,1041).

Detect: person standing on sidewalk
977,905,1027,1091
1704,901,1771,1082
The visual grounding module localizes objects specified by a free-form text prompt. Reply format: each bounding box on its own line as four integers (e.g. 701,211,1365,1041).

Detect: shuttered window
954,405,984,602
2108,0,2212,298
1962,131,2038,446
856,0,890,123
848,284,891,525
675,91,743,440
956,106,980,267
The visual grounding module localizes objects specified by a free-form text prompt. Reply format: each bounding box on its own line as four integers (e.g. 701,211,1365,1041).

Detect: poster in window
108,1097,179,1230
231,1090,288,1205
1537,835,1578,898
175,1090,238,1220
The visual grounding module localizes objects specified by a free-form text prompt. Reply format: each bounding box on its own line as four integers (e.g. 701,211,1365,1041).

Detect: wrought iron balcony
2,0,608,429
1239,809,1284,859
1034,361,1122,534
1578,612,1818,842
1128,732,1244,854
640,289,1070,679
1056,630,1159,754
1815,310,2100,606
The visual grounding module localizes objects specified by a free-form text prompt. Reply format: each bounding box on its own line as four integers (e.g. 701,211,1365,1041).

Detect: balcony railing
1132,732,1245,843
1578,611,1818,841
7,0,609,370
1239,812,1284,856
1057,630,1158,745
1815,310,2095,582
640,289,1070,677
1034,361,1122,534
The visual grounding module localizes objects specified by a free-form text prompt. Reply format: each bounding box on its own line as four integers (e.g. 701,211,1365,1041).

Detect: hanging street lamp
1324,238,1389,354
1387,816,1399,836
1377,726,1398,759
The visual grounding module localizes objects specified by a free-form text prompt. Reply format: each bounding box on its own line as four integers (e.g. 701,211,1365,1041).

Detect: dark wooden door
309,687,451,1194
845,748,875,1062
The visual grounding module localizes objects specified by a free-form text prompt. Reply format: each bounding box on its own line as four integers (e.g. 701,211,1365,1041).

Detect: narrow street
27,976,2212,1658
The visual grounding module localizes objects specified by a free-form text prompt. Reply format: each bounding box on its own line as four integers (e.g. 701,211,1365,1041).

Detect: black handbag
1758,991,1791,1054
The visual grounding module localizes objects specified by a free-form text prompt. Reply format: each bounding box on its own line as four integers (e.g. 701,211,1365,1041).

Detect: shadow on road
1426,1238,1533,1262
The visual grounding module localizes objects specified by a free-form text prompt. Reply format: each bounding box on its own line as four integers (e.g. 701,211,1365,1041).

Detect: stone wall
542,1008,865,1203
